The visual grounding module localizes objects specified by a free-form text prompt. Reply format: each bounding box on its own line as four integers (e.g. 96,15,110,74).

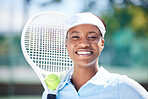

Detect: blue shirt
42,66,148,99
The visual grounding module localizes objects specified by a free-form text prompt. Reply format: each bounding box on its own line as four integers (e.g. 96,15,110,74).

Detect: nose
79,38,90,47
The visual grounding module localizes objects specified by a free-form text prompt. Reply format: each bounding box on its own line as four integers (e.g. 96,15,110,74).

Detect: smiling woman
66,24,105,92
42,12,148,99
66,24,104,69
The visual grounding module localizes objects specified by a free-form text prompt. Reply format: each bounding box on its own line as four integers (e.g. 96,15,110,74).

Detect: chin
74,59,97,67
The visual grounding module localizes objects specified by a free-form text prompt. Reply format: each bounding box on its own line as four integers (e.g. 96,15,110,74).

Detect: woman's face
66,24,104,67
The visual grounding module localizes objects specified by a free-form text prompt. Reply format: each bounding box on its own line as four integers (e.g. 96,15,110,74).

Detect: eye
70,35,81,40
88,35,98,40
88,36,97,38
72,36,80,38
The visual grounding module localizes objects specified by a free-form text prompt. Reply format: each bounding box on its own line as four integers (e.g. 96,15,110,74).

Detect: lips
76,51,92,55
75,50,93,56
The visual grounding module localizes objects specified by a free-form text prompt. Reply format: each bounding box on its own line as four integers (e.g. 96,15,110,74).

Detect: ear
101,39,105,51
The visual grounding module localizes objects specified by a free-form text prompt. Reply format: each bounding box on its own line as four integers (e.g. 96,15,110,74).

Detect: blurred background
0,0,148,98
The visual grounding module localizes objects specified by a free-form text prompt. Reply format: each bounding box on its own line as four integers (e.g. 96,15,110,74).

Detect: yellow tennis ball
45,74,60,90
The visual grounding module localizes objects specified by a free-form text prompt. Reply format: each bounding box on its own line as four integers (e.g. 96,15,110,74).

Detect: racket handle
47,94,56,99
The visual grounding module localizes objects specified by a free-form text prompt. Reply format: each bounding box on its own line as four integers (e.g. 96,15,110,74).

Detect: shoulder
108,72,148,99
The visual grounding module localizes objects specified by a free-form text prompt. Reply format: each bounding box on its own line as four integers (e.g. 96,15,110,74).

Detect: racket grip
47,94,56,99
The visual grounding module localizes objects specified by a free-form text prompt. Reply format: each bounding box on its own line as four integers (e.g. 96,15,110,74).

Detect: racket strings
24,14,73,74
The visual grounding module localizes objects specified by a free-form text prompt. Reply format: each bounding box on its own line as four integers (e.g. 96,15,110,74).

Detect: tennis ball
45,74,61,90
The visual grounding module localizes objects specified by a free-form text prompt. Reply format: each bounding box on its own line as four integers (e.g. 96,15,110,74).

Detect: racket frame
21,11,72,95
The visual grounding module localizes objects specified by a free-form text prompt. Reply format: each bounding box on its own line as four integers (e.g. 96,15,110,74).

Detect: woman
42,12,148,99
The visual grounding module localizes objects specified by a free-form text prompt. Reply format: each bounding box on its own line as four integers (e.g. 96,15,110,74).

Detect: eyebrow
88,31,102,36
70,31,80,34
69,31,101,36
88,31,98,34
70,31,98,34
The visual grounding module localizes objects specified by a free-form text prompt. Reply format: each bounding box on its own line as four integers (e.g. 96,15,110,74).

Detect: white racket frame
21,11,73,95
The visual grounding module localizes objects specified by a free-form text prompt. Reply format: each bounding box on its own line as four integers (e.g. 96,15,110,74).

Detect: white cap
65,12,106,38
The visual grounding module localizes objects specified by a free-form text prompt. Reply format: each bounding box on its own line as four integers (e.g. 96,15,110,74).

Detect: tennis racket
21,11,73,99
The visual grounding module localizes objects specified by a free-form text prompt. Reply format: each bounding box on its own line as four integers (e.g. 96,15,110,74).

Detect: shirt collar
59,66,110,90
58,67,73,90
87,66,110,85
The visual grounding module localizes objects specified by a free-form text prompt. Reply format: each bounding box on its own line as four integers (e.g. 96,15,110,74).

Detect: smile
76,51,93,55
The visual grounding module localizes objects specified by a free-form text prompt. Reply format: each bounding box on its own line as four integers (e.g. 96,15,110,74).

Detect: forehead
67,24,101,34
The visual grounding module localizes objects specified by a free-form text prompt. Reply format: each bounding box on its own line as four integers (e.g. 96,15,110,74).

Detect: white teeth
77,51,92,55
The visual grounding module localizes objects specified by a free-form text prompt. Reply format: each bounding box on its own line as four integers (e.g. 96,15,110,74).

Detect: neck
71,63,99,91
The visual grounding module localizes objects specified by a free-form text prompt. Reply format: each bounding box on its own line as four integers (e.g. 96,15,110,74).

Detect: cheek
66,41,74,56
93,42,102,53
97,43,102,49
66,40,76,49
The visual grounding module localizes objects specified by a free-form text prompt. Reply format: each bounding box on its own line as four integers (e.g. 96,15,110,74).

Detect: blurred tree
128,5,148,37
102,3,148,67
110,0,148,9
0,35,9,53
102,1,148,38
